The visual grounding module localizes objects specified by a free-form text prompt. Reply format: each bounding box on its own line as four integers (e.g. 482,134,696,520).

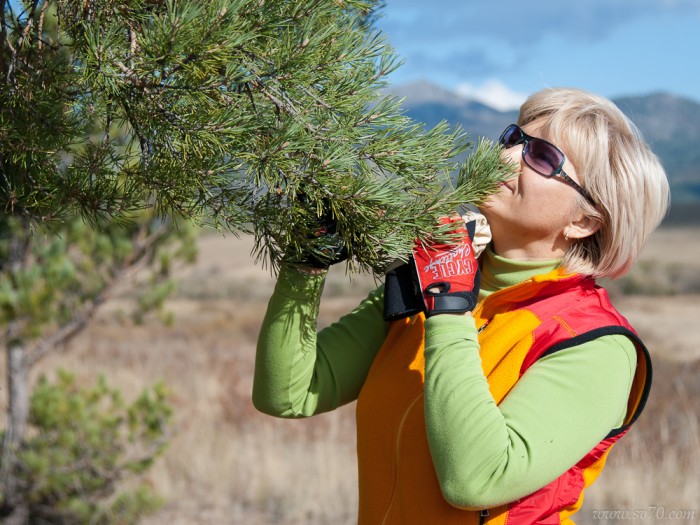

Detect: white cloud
455,80,529,111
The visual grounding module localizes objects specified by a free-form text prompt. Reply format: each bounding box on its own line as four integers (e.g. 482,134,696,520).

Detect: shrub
1,370,171,524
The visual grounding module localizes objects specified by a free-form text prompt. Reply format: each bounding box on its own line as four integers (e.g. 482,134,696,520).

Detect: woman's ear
564,214,601,240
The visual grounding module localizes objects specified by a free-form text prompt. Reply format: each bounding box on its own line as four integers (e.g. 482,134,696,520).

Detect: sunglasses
499,124,595,205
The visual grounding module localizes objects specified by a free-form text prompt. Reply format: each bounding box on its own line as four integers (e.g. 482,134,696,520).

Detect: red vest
356,269,651,525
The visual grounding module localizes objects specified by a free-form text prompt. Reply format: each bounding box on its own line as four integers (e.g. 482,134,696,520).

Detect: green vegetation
4,370,171,524
0,212,194,523
2,0,511,275
2,1,512,522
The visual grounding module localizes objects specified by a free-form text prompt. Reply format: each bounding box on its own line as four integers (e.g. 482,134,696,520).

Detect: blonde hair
518,88,670,279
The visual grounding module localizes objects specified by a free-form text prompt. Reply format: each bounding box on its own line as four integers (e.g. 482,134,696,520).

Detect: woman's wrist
292,264,328,276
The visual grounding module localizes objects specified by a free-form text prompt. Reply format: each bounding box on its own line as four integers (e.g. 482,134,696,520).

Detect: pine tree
2,1,514,522
0,212,195,523
2,0,511,275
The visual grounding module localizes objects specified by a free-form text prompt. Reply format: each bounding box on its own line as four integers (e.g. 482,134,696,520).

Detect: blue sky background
373,1,700,110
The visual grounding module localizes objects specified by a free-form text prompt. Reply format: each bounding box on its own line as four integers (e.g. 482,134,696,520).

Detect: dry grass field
20,226,700,524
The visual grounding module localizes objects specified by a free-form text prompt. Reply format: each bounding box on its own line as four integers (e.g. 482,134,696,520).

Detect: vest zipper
379,392,424,525
479,509,489,524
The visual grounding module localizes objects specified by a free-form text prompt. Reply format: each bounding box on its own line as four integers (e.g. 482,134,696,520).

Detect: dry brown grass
10,227,700,524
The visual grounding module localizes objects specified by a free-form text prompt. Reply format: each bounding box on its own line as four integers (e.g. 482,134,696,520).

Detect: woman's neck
490,235,567,261
479,245,561,298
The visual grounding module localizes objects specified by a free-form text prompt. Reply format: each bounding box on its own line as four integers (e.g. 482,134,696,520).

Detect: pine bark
1,340,30,524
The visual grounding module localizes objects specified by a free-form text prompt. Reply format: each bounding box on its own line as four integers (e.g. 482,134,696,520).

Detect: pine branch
25,224,170,366
2,0,513,276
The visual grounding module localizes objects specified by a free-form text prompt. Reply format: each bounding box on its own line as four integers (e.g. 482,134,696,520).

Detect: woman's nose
501,144,523,169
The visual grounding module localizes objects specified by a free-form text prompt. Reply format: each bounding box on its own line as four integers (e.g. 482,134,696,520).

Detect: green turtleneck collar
479,245,561,299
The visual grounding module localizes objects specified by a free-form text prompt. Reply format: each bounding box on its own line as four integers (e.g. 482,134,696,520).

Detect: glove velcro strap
426,291,478,317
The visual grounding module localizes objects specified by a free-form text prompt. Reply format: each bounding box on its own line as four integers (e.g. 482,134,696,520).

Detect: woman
253,88,670,524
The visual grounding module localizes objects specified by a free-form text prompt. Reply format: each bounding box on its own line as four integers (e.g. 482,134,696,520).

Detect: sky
373,0,700,110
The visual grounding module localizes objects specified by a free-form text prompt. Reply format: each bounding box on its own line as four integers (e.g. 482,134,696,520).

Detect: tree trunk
6,341,29,446
3,505,29,525
1,339,31,524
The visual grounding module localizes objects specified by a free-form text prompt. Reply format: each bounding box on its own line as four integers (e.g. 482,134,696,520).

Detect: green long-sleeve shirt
253,251,637,508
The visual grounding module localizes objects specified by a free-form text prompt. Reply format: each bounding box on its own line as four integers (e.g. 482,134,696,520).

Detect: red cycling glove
412,217,481,317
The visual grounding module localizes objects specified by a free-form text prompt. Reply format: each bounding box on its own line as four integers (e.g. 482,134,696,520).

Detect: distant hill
615,93,700,204
389,80,518,141
388,81,700,219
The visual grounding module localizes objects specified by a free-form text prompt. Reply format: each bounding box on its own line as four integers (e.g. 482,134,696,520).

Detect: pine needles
1,0,515,275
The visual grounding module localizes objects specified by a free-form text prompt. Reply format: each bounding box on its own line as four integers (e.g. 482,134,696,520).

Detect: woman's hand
412,217,481,317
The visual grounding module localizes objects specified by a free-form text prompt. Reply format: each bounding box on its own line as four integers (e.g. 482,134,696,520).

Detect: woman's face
480,119,586,256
